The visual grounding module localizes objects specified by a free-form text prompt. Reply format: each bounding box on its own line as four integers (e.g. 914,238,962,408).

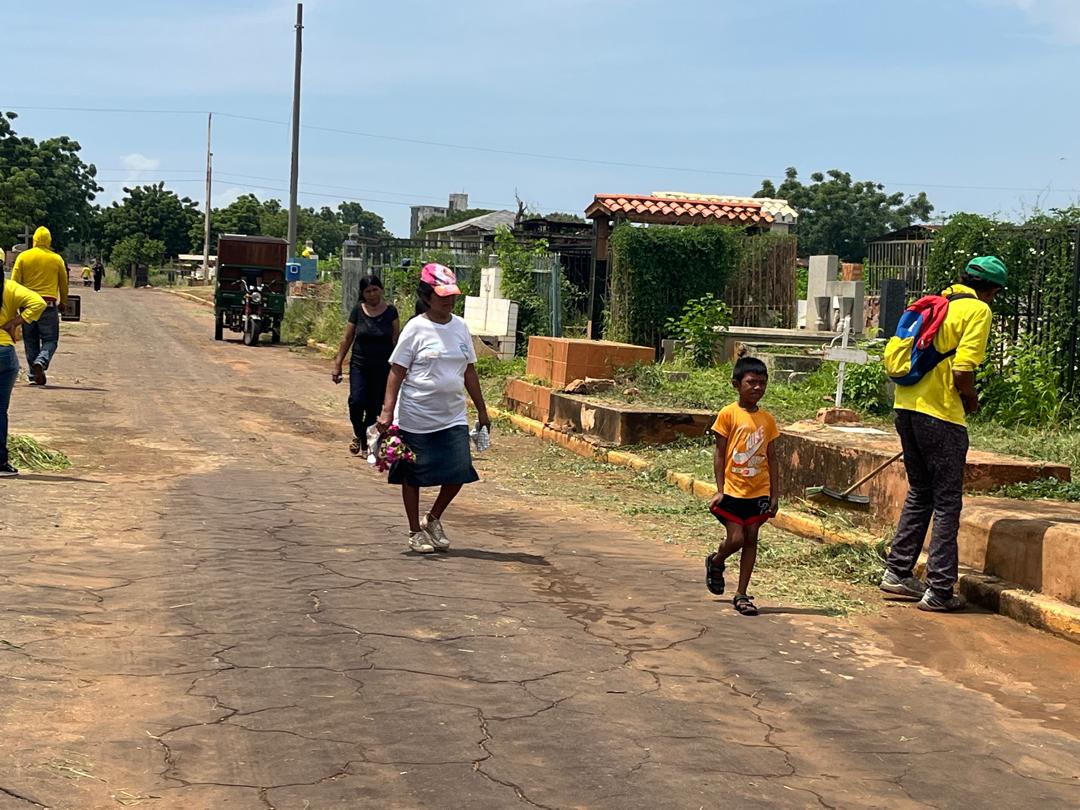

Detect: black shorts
710,495,773,527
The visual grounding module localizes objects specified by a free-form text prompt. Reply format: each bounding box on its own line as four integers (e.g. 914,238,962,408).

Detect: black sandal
705,553,725,595
733,595,759,616
349,437,364,456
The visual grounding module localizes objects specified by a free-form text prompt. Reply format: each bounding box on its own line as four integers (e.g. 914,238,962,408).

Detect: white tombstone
464,265,519,359
806,255,838,333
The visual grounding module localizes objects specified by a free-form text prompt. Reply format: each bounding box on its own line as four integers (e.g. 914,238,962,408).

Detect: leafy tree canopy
99,182,201,261
0,112,101,252
190,195,391,256
755,167,933,261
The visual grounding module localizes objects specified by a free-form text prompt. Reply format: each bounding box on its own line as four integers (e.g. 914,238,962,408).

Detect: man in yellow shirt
880,256,1007,612
1,273,48,476
12,226,68,386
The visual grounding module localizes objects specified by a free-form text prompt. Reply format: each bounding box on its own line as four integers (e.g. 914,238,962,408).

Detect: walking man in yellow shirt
11,226,68,386
879,256,1007,612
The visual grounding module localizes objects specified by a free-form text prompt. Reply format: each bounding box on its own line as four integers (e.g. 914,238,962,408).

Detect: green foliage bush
282,299,345,346
976,335,1064,426
841,359,890,414
608,223,745,347
665,293,733,367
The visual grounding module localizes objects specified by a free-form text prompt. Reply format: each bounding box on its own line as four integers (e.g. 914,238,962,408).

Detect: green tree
0,112,101,251
100,182,201,260
109,234,166,277
756,167,932,261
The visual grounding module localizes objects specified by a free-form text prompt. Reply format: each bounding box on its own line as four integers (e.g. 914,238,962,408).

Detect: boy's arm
711,433,727,506
766,440,779,514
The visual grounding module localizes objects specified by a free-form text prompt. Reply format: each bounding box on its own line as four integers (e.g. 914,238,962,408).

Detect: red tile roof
586,194,775,225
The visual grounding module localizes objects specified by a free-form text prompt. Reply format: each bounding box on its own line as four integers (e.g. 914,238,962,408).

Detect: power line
9,103,1079,195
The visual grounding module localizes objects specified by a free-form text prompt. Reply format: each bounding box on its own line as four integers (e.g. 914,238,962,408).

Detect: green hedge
608,223,745,347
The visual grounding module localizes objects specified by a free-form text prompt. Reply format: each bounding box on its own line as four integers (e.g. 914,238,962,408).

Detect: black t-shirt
348,303,398,370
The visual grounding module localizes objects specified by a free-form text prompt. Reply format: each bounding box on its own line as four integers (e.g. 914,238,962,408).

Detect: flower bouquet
368,425,416,473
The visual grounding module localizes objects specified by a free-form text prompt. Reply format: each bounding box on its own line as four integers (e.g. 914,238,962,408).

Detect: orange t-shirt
711,402,780,499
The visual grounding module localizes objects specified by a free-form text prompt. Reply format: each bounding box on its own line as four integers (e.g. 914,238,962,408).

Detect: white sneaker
421,514,451,551
408,530,435,554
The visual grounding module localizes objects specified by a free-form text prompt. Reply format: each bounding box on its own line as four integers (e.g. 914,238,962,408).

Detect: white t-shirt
390,313,477,433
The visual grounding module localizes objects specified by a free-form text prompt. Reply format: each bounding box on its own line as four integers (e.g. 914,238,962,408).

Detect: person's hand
709,491,724,509
768,496,779,516
331,364,343,384
962,393,979,415
375,410,394,434
477,409,491,430
1,319,19,340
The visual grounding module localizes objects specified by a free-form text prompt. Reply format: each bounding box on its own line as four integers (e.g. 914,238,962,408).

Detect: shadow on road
755,606,843,616
13,473,108,484
37,385,109,392
429,548,550,566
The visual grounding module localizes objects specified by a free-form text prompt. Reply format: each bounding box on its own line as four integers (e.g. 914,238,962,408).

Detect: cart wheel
214,312,224,341
243,321,260,346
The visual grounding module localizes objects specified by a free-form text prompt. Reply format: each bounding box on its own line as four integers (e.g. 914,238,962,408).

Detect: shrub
665,293,733,367
976,335,1064,426
842,359,890,414
608,223,745,347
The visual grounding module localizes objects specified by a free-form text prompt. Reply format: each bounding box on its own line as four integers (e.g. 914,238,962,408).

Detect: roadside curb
160,288,214,308
489,405,1080,645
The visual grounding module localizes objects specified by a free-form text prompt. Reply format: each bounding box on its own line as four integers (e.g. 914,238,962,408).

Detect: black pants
887,409,969,598
348,364,389,444
93,273,103,292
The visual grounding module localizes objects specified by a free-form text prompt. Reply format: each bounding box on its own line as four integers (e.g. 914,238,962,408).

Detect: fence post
1069,226,1080,396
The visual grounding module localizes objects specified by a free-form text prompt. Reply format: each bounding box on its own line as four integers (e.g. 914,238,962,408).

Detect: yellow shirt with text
712,402,780,499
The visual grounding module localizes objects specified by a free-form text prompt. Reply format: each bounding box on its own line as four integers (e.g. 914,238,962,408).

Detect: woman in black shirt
332,275,400,455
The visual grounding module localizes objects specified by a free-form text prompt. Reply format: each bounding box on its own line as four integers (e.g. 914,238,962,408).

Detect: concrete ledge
959,497,1080,605
777,420,1070,529
549,393,715,446
161,288,214,308
489,405,1080,644
503,378,555,423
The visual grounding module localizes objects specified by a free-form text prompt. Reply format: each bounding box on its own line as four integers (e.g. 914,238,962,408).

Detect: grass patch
475,356,526,408
992,477,1080,502
7,435,71,471
482,433,883,615
282,299,346,347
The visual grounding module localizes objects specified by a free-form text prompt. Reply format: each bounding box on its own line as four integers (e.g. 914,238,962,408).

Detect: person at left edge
12,227,67,386
0,273,47,476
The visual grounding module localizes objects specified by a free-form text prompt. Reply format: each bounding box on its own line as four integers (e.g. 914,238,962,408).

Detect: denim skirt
388,425,479,487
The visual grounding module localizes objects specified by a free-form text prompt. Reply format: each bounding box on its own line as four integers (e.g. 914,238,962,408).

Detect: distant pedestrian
11,227,67,386
0,273,47,477
332,275,400,456
879,256,1006,612
92,259,105,292
705,356,780,616
376,263,490,554
81,266,92,287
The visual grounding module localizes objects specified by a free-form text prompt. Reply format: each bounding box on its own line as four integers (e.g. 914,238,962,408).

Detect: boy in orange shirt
705,356,780,615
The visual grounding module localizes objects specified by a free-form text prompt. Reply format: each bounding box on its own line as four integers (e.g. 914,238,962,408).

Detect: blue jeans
23,305,60,371
0,345,18,466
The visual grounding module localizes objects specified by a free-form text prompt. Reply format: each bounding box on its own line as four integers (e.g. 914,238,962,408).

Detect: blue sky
4,0,1080,236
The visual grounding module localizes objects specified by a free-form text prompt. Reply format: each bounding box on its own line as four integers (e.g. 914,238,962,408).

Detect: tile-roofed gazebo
582,191,798,337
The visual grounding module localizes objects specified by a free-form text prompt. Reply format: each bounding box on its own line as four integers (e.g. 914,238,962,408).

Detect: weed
7,435,71,471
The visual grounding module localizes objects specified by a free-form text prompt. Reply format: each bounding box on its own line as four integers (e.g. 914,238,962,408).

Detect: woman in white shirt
377,263,491,553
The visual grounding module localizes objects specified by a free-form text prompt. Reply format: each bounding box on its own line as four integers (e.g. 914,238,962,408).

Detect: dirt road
1,288,1078,809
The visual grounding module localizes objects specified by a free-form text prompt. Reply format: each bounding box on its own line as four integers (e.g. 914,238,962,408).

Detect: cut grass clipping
7,435,71,471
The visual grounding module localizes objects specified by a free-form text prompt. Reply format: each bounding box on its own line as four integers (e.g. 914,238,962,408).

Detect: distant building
410,192,470,237
425,210,518,248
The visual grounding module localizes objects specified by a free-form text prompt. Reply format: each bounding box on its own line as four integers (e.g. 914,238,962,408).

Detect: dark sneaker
0,463,19,478
880,570,927,599
917,592,966,612
31,362,46,386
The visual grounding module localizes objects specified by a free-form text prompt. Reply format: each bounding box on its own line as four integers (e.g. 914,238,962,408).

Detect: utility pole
202,113,213,283
286,2,303,256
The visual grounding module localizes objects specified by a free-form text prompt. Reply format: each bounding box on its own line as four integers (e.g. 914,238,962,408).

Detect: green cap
965,255,1008,288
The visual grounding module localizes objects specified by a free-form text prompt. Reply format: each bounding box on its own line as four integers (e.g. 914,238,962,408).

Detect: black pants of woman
348,364,389,446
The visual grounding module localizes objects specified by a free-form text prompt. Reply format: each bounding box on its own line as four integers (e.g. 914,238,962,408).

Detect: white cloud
986,0,1080,43
121,153,160,172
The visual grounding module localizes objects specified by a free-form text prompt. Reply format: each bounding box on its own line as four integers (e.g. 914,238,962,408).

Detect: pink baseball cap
421,262,461,296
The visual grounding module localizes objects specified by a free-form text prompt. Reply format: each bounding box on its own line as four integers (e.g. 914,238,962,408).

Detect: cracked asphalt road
1,288,1079,809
